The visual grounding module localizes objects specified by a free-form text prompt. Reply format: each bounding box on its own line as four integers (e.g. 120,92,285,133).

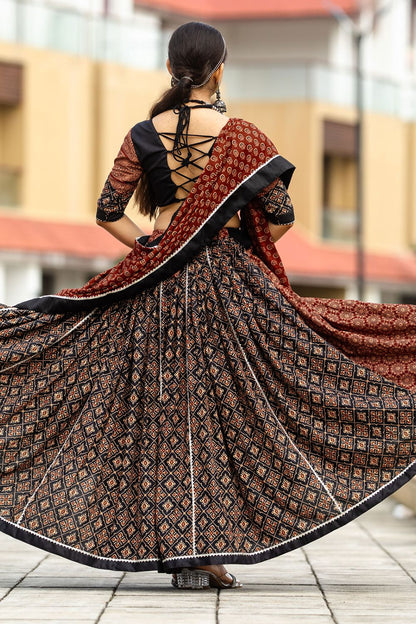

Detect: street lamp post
323,0,396,301
355,30,364,301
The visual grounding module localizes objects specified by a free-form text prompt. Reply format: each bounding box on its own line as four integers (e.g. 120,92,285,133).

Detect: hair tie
171,74,193,86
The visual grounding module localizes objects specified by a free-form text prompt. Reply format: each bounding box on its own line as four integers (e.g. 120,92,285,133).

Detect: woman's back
150,106,234,231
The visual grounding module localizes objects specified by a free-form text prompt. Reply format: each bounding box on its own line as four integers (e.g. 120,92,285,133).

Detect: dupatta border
15,154,294,314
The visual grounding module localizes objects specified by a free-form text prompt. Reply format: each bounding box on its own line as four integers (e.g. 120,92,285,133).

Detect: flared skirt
0,229,415,572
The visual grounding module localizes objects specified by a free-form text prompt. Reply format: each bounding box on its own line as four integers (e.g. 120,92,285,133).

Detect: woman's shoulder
220,117,278,150
130,119,153,133
226,116,268,134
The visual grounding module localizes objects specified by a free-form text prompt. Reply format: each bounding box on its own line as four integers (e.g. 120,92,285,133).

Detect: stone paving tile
28,561,122,578
2,589,110,606
217,618,335,624
0,574,25,586
0,499,415,622
0,621,96,624
333,620,416,624
110,593,217,607
118,572,171,588
0,606,102,620
19,576,120,589
318,571,413,585
99,608,217,624
0,590,9,602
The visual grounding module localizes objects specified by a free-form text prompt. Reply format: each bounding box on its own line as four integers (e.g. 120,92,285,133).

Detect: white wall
219,18,333,64
41,0,103,15
0,265,6,306
218,7,416,120
363,0,409,82
3,262,42,306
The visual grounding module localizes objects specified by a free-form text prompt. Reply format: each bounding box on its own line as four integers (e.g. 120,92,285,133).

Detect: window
322,120,358,242
0,62,23,209
41,270,56,296
411,0,416,45
0,165,20,207
401,293,416,305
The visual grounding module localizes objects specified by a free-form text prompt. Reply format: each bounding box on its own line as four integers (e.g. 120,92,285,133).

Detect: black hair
135,22,227,217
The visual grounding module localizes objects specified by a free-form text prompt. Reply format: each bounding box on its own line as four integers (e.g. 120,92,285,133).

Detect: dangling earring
212,86,227,114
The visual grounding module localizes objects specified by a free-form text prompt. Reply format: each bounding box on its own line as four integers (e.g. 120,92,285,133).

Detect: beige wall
0,43,94,221
0,41,165,229
229,100,320,240
408,122,416,250
229,98,414,255
95,63,167,231
363,114,408,254
0,40,414,255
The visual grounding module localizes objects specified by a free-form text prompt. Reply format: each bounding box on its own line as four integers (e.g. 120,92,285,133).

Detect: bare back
151,106,240,231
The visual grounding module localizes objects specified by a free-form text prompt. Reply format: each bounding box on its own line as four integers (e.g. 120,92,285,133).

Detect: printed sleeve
257,177,295,225
96,130,143,222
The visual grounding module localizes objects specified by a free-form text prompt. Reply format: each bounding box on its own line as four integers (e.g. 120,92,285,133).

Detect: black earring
212,86,227,114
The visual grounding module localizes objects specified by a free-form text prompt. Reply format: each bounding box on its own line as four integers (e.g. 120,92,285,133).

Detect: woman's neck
188,86,214,105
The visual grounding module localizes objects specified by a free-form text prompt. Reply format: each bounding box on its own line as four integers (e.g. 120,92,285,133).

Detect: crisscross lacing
156,103,218,205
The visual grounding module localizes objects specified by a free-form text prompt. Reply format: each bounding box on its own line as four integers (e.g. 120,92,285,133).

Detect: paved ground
0,498,415,624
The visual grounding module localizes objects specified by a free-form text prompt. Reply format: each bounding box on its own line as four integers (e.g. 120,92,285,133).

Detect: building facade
0,0,416,304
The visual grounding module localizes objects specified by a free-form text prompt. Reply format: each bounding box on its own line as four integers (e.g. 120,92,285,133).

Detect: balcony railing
225,61,416,121
0,0,161,70
1,2,415,119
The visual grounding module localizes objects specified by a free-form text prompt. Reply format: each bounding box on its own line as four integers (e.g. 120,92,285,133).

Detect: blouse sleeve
257,177,295,226
96,130,143,223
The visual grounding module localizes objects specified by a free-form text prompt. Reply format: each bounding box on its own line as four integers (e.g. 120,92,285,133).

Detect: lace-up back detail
130,105,220,211
157,129,217,202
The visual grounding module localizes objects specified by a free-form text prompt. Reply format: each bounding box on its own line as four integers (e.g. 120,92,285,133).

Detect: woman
0,22,415,591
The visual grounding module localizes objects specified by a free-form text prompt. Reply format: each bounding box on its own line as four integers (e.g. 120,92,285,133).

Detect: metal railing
1,1,415,119
225,60,416,120
0,0,161,70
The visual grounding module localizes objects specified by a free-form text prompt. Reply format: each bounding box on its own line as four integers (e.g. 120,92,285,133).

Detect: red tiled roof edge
1,214,414,284
133,0,357,20
0,214,136,260
278,229,416,284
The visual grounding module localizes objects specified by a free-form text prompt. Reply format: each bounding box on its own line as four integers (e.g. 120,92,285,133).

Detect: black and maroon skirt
0,227,415,572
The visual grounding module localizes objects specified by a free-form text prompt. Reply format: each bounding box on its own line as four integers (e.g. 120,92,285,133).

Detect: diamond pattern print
0,230,415,572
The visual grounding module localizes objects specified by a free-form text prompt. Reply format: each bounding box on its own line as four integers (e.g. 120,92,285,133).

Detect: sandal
171,567,243,589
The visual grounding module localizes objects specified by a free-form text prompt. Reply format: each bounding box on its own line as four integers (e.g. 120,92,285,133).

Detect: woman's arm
257,177,295,243
267,222,294,243
96,130,144,247
97,214,145,249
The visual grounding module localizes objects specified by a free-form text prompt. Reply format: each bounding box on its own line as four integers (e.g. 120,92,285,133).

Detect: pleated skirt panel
0,229,415,571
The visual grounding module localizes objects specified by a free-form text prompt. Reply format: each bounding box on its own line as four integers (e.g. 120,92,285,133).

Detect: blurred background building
0,0,416,305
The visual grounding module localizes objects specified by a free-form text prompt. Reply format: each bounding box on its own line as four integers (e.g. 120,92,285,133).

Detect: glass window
0,167,21,208
322,120,358,242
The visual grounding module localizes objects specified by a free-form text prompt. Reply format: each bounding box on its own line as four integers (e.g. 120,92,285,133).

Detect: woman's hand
96,215,146,249
267,221,294,243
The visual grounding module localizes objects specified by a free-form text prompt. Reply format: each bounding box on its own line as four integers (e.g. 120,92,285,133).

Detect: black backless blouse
95,105,295,230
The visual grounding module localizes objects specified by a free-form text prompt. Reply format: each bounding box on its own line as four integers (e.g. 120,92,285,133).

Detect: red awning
134,0,358,20
278,228,416,284
1,214,415,284
0,214,130,260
